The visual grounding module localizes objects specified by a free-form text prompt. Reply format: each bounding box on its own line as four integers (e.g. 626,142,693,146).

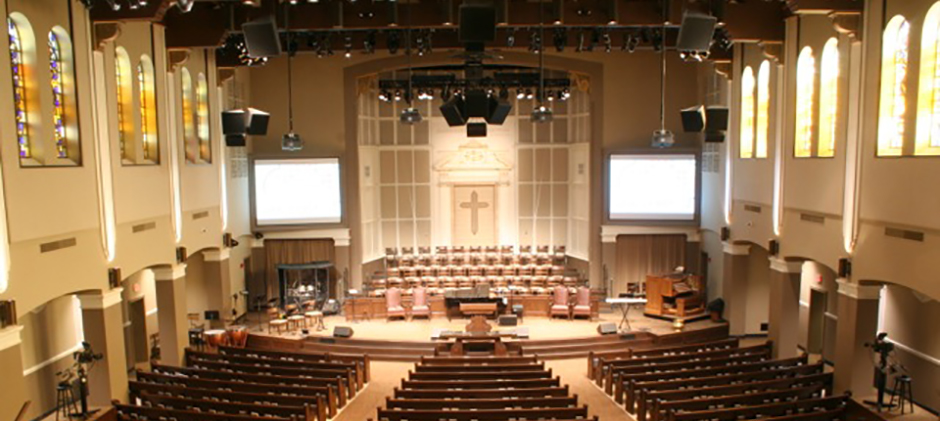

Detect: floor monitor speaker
597,322,618,335
498,315,518,326
333,326,354,338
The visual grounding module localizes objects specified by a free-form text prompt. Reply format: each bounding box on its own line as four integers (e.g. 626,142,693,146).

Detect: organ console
643,273,706,320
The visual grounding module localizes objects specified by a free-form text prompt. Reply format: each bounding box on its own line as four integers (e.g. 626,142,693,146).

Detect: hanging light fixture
400,4,422,124
531,0,552,123
652,2,674,148
282,3,303,151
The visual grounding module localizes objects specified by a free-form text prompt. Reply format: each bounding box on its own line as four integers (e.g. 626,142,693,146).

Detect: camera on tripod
73,341,103,364
865,332,895,356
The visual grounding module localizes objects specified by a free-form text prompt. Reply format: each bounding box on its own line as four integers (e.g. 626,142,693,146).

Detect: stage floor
242,309,725,342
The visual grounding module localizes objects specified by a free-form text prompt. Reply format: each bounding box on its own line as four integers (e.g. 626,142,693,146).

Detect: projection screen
609,154,697,220
253,158,342,225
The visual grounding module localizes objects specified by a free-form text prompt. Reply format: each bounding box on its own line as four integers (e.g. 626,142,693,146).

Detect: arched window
818,38,840,158
180,68,195,162
795,47,816,158
8,14,34,161
197,73,211,162
138,56,158,163
878,16,910,157
48,27,77,163
756,60,771,159
740,66,755,159
916,2,940,156
115,47,134,162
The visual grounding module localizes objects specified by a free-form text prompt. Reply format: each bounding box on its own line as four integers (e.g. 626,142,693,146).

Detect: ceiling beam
785,0,864,15
90,0,176,22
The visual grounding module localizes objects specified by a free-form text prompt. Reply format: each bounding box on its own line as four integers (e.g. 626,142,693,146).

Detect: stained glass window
740,66,755,159
818,38,839,158
756,60,770,159
181,68,195,162
138,56,158,163
115,47,133,161
196,73,210,162
878,16,909,157
48,31,66,158
795,47,816,158
916,3,940,156
8,18,29,159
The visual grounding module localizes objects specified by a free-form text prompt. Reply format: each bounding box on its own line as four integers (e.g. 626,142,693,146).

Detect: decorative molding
829,11,862,41
153,264,187,281
93,22,123,51
759,41,785,64
77,288,124,310
722,242,751,256
600,225,701,244
0,325,23,352
167,49,190,70
888,338,940,368
251,237,265,248
22,342,83,376
203,249,231,262
836,278,881,300
769,257,803,273
263,229,352,247
714,62,733,80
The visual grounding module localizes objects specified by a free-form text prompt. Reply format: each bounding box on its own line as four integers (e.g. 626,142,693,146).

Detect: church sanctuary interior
3,0,940,421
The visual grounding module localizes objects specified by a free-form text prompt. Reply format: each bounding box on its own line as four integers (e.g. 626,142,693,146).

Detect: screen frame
604,149,701,226
249,156,346,231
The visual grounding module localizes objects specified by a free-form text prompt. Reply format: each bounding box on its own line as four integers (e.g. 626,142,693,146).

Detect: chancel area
1,1,940,421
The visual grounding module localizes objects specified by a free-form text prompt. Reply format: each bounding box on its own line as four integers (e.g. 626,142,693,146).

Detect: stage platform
240,311,729,361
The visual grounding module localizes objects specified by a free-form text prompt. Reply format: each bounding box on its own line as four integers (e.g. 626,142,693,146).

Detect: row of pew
117,345,370,421
372,355,597,421
588,338,847,421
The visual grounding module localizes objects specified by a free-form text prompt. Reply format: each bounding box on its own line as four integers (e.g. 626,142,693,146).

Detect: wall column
832,279,880,395
77,288,129,406
203,250,232,328
334,233,351,299
154,265,188,366
768,257,802,358
721,242,751,336
0,326,28,420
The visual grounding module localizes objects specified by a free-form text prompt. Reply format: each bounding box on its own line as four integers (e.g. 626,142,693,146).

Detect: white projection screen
253,158,342,225
609,154,697,220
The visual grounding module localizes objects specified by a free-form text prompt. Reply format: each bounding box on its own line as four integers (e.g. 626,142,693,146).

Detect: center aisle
332,358,636,421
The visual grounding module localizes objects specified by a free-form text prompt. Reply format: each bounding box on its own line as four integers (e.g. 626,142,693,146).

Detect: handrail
14,400,30,421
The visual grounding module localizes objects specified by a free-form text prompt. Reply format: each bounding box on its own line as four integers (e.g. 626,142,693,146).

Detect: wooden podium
460,302,499,333
644,273,706,321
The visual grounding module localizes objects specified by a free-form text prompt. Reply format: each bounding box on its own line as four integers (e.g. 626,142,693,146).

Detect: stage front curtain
614,234,686,297
264,239,335,299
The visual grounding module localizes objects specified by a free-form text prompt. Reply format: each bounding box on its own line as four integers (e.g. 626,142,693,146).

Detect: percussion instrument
203,329,227,348
226,325,249,348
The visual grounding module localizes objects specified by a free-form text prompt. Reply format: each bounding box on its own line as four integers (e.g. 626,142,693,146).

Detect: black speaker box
498,315,518,326
226,134,246,147
676,12,718,52
222,109,248,135
459,3,497,44
440,96,467,127
706,107,729,132
108,267,122,290
242,17,282,58
176,246,188,264
597,322,618,335
464,90,489,118
334,326,354,338
246,108,270,135
705,131,726,143
467,122,487,137
838,258,851,278
486,97,512,125
681,105,706,132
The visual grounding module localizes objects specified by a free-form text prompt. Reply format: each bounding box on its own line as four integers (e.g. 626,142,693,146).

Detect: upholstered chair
572,286,593,320
411,287,431,320
550,285,571,319
386,287,407,321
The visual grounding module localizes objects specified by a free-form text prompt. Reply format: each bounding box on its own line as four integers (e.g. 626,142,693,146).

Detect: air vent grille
193,211,210,220
132,222,157,233
40,238,77,253
744,205,762,213
885,227,924,242
800,213,825,224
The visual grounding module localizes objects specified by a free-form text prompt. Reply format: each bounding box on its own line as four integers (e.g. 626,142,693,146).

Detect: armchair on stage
410,287,431,320
385,287,407,321
644,273,706,321
550,285,570,319
572,286,593,320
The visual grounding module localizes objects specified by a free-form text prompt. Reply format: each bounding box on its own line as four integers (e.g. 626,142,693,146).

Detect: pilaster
833,278,881,395
77,288,129,406
154,264,188,366
768,257,802,358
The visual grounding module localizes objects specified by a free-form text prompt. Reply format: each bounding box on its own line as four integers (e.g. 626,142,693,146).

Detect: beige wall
744,246,770,335
881,284,940,412
19,295,84,419
797,261,838,361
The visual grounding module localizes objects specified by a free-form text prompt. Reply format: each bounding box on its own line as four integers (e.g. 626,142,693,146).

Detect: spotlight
441,87,452,101
587,28,599,52
364,31,376,54
507,28,516,48
525,89,534,100
344,33,353,58
529,30,541,53
561,88,571,100
393,90,403,101
378,91,390,102
576,30,585,52
553,28,567,52
400,107,422,124
516,89,525,100
651,29,663,52
531,105,553,123
602,31,612,53
177,0,195,12
623,32,639,53
387,31,401,54
547,91,555,102
499,86,509,101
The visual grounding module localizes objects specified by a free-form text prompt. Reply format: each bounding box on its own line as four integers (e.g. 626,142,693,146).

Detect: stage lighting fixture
651,129,675,148
441,87,452,101
102,0,121,11
400,107,422,124
531,105,553,123
553,28,567,52
576,30,585,52
364,31,376,54
587,29,599,52
622,32,639,53
651,29,663,52
344,34,353,58
516,89,525,100
603,31,612,53
529,30,541,53
560,88,571,100
507,28,516,48
393,90,403,102
525,89,534,100
387,31,401,54
378,91,390,102
177,0,194,12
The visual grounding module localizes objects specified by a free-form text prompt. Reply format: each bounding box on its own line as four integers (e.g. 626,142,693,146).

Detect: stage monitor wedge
242,17,282,58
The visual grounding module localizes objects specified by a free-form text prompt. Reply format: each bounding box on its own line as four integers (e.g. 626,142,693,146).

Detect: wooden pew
187,350,365,390
129,381,328,421
151,364,351,405
401,377,560,390
376,406,589,421
606,348,772,395
761,407,846,421
620,355,809,406
136,371,339,417
186,357,359,394
644,373,834,421
135,393,321,421
600,342,772,390
655,385,827,421
115,404,293,421
384,395,580,410
664,395,847,421
418,355,538,365
394,385,571,400
632,363,825,418
413,361,544,372
407,368,553,380
220,346,371,384
592,338,742,385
